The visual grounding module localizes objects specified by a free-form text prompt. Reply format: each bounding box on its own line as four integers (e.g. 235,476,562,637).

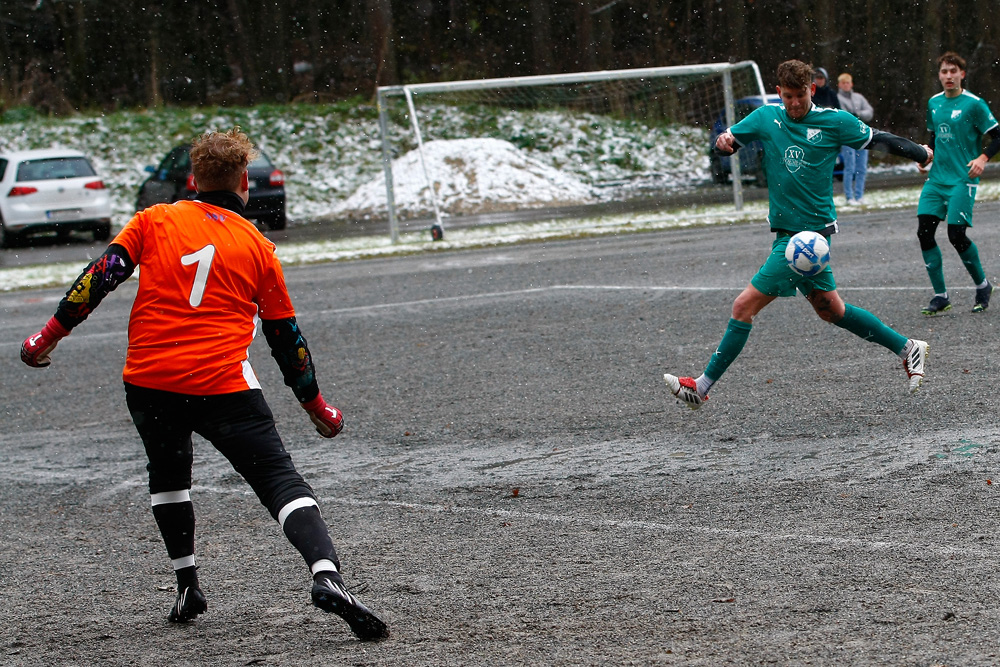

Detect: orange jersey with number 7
112,200,296,395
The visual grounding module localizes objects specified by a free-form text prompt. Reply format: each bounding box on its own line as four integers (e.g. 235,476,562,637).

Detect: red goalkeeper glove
301,394,345,438
21,317,71,368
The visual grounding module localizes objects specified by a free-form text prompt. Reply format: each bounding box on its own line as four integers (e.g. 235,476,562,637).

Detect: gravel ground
1,202,998,666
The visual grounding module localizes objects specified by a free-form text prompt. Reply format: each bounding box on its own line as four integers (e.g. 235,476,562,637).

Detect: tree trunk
576,0,596,72
529,0,554,74
227,0,262,104
367,0,399,86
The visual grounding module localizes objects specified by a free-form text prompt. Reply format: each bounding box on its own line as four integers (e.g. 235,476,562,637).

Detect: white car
0,148,113,247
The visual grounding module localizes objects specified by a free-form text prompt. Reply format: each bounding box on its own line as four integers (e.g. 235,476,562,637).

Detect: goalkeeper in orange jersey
20,127,388,641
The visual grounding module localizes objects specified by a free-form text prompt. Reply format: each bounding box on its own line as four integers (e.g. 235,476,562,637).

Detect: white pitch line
315,283,942,316
333,497,995,560
125,480,993,559
0,283,953,345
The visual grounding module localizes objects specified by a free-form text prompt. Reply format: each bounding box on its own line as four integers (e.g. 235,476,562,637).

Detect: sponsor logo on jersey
937,123,954,142
806,128,822,143
783,145,806,172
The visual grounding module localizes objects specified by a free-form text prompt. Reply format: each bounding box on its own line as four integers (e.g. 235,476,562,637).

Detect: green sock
958,241,986,285
704,318,752,382
834,303,908,354
921,246,946,294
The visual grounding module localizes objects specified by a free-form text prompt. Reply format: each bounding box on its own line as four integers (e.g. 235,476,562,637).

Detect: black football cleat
973,282,993,313
168,585,207,623
921,294,952,316
311,572,389,641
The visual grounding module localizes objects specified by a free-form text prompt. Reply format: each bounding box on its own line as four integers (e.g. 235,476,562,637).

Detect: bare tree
367,0,399,86
529,0,554,74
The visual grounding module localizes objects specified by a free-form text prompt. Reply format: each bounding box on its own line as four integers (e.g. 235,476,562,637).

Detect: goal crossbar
379,61,763,97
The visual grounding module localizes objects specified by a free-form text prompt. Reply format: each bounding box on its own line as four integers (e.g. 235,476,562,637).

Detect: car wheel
1,223,20,249
265,212,286,231
93,222,112,242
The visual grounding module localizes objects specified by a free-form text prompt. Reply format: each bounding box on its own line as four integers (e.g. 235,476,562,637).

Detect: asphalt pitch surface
1,202,998,666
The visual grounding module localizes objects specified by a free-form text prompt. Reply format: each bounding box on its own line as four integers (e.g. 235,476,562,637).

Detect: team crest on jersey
951,109,963,120
783,145,806,172
806,128,822,143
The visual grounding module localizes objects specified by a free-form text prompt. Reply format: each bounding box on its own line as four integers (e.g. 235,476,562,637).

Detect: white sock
310,559,339,576
976,279,989,289
695,374,714,397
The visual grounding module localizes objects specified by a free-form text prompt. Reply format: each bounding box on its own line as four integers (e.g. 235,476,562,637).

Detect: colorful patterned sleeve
54,244,137,330
260,316,321,404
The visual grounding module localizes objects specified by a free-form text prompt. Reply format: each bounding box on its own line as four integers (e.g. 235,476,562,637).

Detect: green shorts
917,180,978,226
750,234,837,298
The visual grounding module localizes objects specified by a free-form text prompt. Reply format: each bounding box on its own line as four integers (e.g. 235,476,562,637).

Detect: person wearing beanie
812,67,841,109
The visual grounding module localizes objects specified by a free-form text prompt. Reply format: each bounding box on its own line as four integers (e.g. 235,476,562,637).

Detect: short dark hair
776,60,814,90
190,127,258,193
938,51,966,71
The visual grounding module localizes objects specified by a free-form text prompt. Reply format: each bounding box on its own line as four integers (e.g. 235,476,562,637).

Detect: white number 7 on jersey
181,245,217,308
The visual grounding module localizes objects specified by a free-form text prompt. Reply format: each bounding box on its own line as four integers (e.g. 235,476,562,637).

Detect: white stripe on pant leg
171,555,196,570
277,497,318,529
150,489,191,506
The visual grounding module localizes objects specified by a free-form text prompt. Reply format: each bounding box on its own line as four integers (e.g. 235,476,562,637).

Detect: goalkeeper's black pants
124,383,340,574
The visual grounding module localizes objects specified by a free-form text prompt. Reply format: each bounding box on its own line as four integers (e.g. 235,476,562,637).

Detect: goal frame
376,61,767,243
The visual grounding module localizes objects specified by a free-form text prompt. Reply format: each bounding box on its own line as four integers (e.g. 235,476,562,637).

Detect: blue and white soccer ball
784,230,831,277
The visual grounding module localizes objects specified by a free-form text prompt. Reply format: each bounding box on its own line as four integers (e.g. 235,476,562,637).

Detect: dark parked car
708,94,843,187
136,145,286,230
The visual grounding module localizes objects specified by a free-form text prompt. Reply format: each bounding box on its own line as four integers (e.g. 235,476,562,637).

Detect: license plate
248,179,257,189
46,209,83,221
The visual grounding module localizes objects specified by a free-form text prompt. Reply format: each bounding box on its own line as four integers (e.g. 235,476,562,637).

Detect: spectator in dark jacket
812,67,841,109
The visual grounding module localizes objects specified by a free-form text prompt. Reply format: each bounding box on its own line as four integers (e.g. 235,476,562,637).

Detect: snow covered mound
330,137,596,220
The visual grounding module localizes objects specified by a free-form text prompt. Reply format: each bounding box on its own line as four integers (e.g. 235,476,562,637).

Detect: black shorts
124,383,316,520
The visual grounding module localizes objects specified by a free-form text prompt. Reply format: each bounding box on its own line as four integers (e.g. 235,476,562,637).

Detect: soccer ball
784,231,831,277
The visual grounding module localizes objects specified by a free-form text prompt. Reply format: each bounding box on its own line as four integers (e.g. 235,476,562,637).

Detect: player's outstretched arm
260,316,344,438
20,244,136,368
869,130,932,167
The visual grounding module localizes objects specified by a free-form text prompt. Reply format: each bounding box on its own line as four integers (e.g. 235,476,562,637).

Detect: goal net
366,61,767,241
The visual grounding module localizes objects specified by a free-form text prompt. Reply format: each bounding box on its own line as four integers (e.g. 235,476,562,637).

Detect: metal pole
722,68,743,212
403,86,446,241
376,87,400,244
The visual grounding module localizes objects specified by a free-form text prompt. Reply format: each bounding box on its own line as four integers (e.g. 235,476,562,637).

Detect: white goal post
376,61,768,243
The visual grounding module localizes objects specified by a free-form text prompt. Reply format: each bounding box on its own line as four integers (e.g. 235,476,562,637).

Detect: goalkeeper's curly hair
190,126,260,193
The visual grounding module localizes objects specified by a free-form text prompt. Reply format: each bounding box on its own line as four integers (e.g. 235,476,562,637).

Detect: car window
16,157,97,181
250,153,273,169
0,158,7,180
158,147,191,175
155,146,271,175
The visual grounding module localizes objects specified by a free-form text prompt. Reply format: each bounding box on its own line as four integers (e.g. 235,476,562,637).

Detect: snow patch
331,138,596,221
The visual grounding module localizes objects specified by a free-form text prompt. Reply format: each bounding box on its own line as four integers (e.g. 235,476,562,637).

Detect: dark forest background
1,0,998,137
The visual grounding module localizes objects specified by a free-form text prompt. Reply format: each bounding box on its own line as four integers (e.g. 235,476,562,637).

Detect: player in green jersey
665,59,934,410
916,52,1000,315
